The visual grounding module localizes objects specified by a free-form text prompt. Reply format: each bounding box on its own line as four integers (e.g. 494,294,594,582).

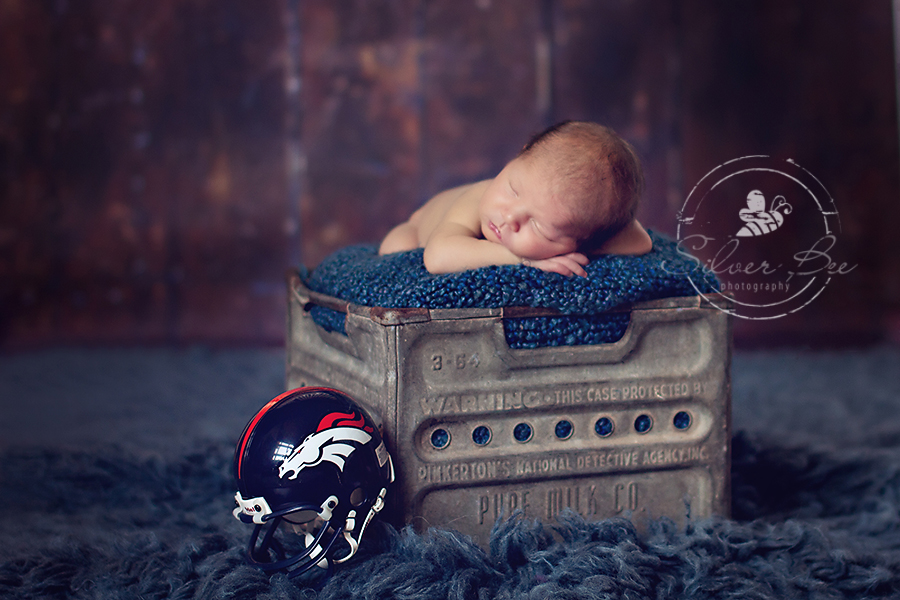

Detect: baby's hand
522,252,590,277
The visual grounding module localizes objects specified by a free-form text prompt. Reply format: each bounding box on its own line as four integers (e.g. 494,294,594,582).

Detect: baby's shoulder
432,179,489,216
593,219,653,256
412,179,488,238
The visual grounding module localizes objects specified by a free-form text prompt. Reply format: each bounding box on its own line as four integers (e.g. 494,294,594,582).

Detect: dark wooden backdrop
2,0,899,348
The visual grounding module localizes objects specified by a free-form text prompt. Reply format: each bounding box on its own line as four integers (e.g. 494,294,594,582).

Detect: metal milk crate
286,272,732,546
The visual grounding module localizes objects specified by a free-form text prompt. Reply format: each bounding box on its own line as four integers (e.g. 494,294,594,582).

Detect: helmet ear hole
350,487,367,507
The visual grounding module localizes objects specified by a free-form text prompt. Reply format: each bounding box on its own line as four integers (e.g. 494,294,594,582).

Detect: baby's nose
504,209,524,231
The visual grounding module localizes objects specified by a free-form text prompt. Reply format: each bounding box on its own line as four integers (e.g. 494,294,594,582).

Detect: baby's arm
379,221,419,255
522,254,589,277
422,183,588,276
423,222,525,273
426,222,588,275
422,184,521,273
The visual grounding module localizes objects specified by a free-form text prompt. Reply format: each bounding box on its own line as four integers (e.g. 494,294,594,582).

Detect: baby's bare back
408,180,489,245
379,180,489,255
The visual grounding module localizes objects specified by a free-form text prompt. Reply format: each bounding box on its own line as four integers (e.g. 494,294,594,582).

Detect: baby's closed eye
531,219,554,240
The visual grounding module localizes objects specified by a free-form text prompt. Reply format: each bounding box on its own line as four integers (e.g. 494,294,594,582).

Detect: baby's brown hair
519,121,644,252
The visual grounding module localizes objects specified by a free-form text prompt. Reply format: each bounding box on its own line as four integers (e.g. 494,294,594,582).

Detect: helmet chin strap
335,511,360,564
334,486,389,564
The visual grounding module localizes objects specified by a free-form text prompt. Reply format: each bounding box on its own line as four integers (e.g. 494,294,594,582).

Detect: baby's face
478,157,580,260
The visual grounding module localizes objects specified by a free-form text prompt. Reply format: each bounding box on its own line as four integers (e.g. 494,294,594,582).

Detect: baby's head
519,121,644,252
478,121,644,260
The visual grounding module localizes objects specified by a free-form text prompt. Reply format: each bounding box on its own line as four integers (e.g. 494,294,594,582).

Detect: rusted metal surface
286,274,732,546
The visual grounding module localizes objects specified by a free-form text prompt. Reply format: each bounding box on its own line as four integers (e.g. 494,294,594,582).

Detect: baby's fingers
561,257,588,277
522,255,588,276
565,252,590,266
549,255,588,277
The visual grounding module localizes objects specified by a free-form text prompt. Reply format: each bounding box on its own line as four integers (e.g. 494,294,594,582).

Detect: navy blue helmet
233,387,394,579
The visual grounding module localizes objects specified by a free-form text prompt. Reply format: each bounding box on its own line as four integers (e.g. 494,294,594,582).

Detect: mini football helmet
233,387,394,579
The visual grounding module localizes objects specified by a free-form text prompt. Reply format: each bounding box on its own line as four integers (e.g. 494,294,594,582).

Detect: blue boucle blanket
304,232,718,348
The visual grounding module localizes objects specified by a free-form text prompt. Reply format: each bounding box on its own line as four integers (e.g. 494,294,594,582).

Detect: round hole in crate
555,420,574,440
673,411,692,430
634,414,653,434
472,425,492,446
513,422,533,443
594,417,614,437
430,428,450,449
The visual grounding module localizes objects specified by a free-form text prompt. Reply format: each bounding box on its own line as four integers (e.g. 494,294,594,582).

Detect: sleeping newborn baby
379,120,652,276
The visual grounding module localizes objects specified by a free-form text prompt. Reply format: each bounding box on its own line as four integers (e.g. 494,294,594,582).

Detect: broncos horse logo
278,411,373,480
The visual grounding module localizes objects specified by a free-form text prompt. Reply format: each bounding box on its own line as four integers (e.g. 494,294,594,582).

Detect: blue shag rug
1,346,900,599
304,232,719,348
